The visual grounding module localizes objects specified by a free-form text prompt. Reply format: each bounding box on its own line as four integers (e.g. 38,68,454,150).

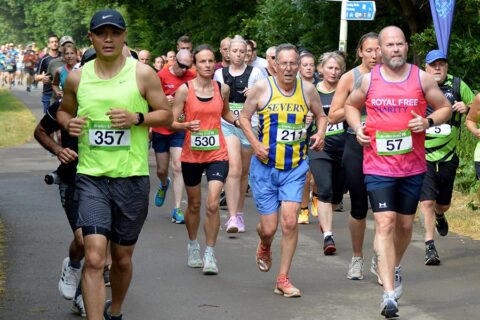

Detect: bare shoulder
419,69,436,90
136,61,157,80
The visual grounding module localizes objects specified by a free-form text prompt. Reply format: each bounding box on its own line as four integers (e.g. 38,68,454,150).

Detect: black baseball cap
90,9,126,31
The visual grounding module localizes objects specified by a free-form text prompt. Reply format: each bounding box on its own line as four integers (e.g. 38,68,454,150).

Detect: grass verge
449,191,480,240
0,218,5,296
0,88,36,147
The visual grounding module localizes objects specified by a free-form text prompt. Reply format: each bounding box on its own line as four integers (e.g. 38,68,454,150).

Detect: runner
214,37,231,71
265,46,276,77
24,44,38,92
35,34,60,113
153,56,164,72
297,52,318,225
419,49,475,265
344,26,451,318
153,49,196,223
213,35,264,234
57,9,172,320
52,43,78,102
328,32,379,280
240,43,327,297
308,52,346,254
466,94,480,180
171,44,236,275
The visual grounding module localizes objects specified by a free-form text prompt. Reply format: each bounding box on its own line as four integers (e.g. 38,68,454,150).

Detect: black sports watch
135,112,144,126
427,117,434,128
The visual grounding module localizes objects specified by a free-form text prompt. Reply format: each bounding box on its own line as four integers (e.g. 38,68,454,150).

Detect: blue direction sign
345,1,376,21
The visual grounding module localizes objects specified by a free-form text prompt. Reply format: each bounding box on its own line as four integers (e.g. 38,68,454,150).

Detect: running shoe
219,190,227,207
203,252,219,275
311,196,319,217
394,266,403,301
103,300,123,320
187,243,203,268
347,256,364,280
380,294,399,319
334,201,344,212
103,264,110,287
297,208,310,224
425,242,441,266
171,207,185,224
58,257,81,300
370,255,383,286
26,87,31,92
274,274,301,297
435,213,449,236
154,177,171,207
71,294,86,318
225,216,239,233
256,240,272,272
323,235,336,255
237,215,245,233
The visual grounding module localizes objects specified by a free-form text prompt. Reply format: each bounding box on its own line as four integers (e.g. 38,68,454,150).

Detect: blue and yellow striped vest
258,77,309,170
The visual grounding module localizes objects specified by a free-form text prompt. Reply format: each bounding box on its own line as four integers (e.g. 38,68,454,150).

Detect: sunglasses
177,61,191,70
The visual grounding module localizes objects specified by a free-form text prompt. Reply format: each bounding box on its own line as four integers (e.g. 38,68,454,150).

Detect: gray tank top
347,66,367,134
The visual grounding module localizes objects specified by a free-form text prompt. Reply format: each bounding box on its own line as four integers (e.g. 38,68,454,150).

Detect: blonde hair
318,51,346,73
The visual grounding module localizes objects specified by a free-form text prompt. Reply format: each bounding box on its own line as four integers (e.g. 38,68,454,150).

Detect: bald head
138,50,151,64
176,49,192,65
378,26,405,45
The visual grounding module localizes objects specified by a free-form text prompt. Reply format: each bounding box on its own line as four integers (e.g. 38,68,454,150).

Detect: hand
56,90,63,98
106,108,137,128
56,147,78,164
408,111,427,133
355,126,370,146
67,116,87,137
241,87,251,97
309,132,324,151
187,119,200,132
42,74,51,85
474,128,480,140
253,141,269,161
166,95,174,106
452,101,468,114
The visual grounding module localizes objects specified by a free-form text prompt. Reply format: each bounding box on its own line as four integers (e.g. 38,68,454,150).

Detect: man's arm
452,80,475,114
239,79,269,161
57,69,85,136
409,72,452,132
345,73,370,145
328,71,353,124
466,94,480,139
303,81,326,151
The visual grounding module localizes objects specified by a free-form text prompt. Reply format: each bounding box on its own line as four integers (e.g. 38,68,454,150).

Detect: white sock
189,239,199,247
323,231,333,239
205,246,215,255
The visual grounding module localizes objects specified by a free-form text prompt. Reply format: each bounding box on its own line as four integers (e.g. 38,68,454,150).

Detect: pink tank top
180,80,228,163
363,64,427,177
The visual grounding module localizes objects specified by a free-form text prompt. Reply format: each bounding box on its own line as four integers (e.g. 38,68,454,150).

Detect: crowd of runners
25,8,480,320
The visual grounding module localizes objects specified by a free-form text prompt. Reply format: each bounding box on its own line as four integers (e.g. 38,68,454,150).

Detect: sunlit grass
0,88,36,147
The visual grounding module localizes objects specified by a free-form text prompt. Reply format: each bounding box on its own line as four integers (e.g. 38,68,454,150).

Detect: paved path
0,85,479,319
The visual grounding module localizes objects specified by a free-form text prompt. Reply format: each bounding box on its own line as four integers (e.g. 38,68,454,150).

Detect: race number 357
88,121,131,150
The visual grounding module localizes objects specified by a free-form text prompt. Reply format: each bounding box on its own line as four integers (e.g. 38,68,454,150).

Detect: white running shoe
370,256,383,286
187,244,203,268
58,257,81,300
394,266,403,301
202,252,219,275
347,256,364,280
71,294,86,318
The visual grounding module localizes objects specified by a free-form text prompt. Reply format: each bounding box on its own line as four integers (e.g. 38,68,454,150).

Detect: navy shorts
152,131,185,153
365,173,425,215
76,174,150,246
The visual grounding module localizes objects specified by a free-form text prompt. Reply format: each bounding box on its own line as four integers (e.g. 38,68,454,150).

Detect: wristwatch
135,112,144,126
427,117,434,128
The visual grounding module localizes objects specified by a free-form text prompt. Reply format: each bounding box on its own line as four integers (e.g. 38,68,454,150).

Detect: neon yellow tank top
76,58,149,177
257,77,309,170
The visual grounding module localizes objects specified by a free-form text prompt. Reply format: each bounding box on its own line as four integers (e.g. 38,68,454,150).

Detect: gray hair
318,51,346,73
275,43,298,62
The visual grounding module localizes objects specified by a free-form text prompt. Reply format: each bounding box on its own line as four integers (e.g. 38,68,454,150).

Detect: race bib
277,123,306,145
376,129,412,156
229,102,243,118
25,61,32,67
326,122,345,136
88,121,131,150
360,115,367,127
191,129,220,151
426,124,451,137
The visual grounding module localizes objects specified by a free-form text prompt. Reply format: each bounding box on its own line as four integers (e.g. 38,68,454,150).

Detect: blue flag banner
429,0,456,56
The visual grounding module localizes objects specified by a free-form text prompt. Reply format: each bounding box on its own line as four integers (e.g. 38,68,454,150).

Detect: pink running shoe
274,274,301,297
225,216,238,233
237,215,245,233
